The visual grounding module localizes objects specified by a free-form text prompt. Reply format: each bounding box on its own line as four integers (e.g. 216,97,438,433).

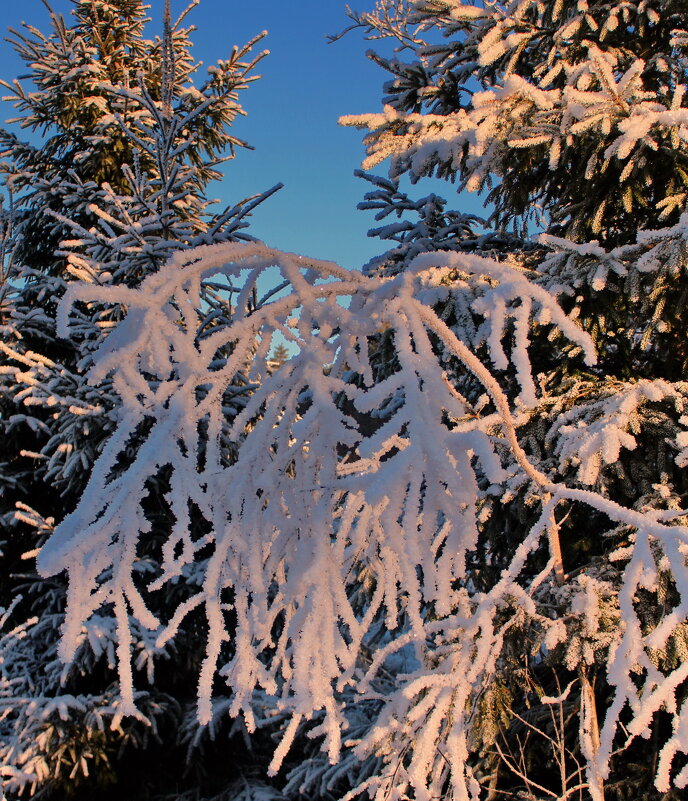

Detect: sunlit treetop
342,0,688,245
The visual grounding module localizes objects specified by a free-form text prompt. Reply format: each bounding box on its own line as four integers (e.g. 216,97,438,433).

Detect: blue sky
0,0,484,269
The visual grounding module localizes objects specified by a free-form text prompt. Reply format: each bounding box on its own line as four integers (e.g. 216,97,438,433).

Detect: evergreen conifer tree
336,1,688,798
0,2,278,797
269,342,290,369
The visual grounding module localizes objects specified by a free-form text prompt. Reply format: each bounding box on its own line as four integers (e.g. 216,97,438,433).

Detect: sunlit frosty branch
37,242,688,800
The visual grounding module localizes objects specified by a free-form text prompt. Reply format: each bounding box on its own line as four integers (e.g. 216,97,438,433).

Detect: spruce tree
0,2,278,797
337,1,688,798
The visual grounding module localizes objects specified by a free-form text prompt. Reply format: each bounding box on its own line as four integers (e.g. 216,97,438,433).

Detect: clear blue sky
0,0,484,269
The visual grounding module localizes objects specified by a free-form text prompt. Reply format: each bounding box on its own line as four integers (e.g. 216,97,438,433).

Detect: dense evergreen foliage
2,2,688,801
0,1,278,797
340,2,688,798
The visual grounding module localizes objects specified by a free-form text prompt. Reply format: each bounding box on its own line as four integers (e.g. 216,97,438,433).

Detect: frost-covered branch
37,241,688,799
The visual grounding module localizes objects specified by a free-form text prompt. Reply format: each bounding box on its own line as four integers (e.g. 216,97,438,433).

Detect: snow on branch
37,242,688,798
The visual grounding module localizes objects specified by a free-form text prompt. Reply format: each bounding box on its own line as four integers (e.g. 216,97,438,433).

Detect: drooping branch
36,241,688,797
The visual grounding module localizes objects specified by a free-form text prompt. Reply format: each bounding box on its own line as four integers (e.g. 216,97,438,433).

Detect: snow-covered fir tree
335,1,688,798
0,1,279,797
